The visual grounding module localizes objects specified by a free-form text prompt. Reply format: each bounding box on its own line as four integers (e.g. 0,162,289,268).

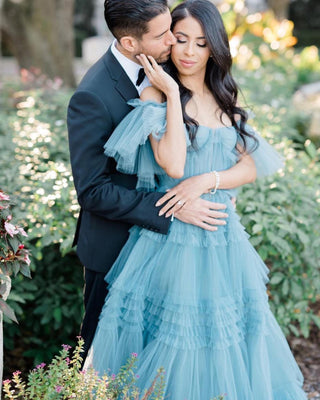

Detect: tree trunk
267,0,291,20
1,0,76,87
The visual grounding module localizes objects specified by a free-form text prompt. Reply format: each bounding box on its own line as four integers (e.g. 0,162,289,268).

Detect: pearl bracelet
210,170,220,195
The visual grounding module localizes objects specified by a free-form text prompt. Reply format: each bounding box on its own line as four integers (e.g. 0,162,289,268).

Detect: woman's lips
180,59,196,68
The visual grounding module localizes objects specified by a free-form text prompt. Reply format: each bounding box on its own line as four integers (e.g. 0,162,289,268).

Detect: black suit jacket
67,47,171,273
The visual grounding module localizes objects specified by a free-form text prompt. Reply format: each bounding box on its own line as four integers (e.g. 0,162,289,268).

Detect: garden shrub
0,80,83,369
237,139,320,337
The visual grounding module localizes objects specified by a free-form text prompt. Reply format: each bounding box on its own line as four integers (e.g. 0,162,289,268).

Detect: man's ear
119,36,138,53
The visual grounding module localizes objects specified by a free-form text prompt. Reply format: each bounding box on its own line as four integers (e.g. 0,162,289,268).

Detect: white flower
17,226,28,237
0,192,10,201
4,221,19,237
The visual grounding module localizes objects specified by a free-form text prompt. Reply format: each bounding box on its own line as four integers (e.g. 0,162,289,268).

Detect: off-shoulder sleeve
104,99,189,190
238,124,284,178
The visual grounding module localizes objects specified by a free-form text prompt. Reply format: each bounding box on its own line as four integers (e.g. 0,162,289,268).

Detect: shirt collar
111,40,149,94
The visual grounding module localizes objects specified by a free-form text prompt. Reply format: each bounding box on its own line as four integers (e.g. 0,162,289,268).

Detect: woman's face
171,16,211,77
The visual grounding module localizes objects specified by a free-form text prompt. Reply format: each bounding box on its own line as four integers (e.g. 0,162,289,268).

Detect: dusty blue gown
85,100,307,400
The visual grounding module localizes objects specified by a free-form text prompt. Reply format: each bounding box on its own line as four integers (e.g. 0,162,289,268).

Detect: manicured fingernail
159,211,163,216
155,201,160,206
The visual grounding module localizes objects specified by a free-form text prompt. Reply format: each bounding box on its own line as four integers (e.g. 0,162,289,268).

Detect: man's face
135,9,176,63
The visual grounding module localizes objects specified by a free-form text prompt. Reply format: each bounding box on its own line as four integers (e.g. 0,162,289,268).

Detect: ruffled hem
86,311,306,399
85,212,306,399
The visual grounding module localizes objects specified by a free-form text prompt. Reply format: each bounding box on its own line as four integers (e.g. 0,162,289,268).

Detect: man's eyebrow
154,29,169,38
175,31,206,39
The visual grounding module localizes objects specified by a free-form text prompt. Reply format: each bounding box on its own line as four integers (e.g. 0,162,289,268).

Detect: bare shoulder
140,86,164,103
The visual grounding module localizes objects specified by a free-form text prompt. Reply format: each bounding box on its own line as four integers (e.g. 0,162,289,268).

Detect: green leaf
288,323,300,337
8,236,20,253
311,315,320,329
305,140,317,159
282,279,289,296
53,307,62,323
20,263,32,278
296,229,309,244
0,298,18,323
270,273,284,285
12,259,20,276
252,224,263,234
291,280,303,298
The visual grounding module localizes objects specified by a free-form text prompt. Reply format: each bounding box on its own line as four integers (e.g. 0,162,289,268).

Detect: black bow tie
136,68,146,86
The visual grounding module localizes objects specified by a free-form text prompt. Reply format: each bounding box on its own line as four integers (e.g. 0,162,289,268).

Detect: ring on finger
177,200,184,205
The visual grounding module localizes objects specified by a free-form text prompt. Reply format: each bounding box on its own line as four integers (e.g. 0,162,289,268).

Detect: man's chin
156,53,171,63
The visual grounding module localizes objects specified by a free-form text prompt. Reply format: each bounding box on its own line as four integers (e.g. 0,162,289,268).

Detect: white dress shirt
111,40,150,95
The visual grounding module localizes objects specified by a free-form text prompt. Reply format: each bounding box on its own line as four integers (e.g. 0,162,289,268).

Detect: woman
85,1,306,398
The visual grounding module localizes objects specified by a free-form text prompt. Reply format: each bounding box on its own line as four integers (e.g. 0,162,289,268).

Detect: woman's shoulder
140,86,165,104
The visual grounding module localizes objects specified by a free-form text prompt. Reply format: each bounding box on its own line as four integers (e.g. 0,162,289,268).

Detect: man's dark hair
104,0,168,40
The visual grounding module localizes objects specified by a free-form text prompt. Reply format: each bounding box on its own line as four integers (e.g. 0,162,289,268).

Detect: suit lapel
103,47,139,101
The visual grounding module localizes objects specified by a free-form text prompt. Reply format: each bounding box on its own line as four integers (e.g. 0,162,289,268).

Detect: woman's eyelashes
176,38,207,47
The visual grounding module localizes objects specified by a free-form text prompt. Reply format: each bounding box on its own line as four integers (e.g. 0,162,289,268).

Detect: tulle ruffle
104,99,190,190
103,100,283,192
85,226,305,399
237,124,285,178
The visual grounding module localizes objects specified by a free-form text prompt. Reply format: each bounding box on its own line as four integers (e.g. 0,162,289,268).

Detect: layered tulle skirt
85,195,306,399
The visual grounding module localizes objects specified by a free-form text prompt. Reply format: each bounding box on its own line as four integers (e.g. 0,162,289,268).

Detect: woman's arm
156,153,256,217
137,54,186,179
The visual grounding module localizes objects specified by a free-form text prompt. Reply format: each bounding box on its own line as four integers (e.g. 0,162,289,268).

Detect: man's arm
67,89,171,234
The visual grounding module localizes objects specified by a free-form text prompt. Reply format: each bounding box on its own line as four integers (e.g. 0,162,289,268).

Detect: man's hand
174,198,228,231
155,174,228,231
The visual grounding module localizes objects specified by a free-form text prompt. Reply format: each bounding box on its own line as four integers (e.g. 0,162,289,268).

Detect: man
67,0,230,358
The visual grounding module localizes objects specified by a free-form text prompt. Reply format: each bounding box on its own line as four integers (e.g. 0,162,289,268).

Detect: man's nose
165,31,177,45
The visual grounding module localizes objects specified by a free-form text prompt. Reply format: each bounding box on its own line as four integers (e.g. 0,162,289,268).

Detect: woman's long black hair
166,0,257,152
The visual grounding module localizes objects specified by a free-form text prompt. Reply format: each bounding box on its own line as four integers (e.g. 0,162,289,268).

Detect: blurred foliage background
0,0,319,381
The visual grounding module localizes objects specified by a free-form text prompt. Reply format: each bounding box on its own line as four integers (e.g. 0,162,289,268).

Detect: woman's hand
137,54,178,96
156,173,214,217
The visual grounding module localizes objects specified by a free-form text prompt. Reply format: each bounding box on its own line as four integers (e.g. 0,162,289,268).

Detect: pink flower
131,352,138,358
0,192,10,201
17,226,28,237
13,370,21,376
65,357,70,365
62,344,72,351
4,221,19,237
36,362,46,369
111,373,116,380
23,253,31,266
2,379,11,385
55,385,63,393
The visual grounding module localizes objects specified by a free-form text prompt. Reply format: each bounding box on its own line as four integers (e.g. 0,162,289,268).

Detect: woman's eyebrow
175,31,206,39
